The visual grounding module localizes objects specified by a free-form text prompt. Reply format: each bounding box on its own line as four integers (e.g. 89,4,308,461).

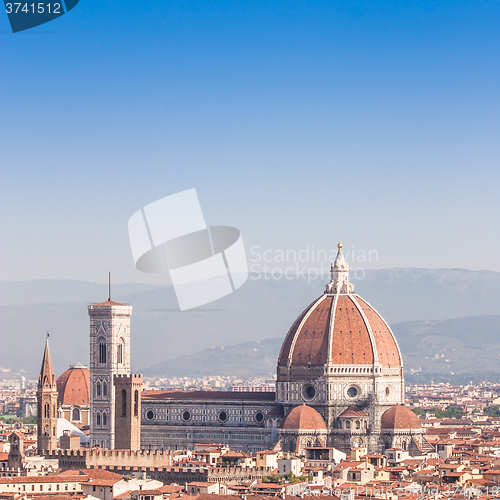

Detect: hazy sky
1,0,499,285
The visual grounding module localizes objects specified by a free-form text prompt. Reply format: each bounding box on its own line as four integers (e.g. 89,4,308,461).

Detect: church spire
36,334,58,453
38,334,56,389
326,240,355,294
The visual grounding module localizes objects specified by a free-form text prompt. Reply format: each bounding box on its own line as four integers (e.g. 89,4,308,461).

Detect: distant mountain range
142,315,500,383
0,268,499,380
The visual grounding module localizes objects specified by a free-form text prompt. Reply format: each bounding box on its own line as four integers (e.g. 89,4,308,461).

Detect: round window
302,384,316,401
182,410,192,422
145,410,154,421
255,411,264,423
385,387,390,397
218,410,228,423
347,386,358,398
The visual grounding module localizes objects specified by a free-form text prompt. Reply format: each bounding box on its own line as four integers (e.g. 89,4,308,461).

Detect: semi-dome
281,404,327,431
278,243,402,369
339,406,368,418
56,363,90,406
381,405,421,430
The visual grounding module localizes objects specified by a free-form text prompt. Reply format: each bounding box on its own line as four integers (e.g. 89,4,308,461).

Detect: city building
38,242,434,455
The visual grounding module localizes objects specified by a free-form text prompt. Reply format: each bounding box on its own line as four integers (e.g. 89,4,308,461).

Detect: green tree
484,405,500,417
444,406,464,418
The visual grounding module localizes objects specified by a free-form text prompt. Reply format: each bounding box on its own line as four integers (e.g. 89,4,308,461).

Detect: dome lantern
326,240,355,294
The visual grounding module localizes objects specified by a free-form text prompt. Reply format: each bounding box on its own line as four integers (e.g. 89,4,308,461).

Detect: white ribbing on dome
326,293,340,365
286,295,327,367
326,241,355,294
349,295,380,365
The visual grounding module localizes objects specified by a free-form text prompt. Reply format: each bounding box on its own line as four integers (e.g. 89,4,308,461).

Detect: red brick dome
278,293,401,368
281,404,327,430
56,364,90,406
381,405,421,430
278,243,402,370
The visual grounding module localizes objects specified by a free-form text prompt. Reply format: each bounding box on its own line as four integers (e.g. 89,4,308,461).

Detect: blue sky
1,0,499,284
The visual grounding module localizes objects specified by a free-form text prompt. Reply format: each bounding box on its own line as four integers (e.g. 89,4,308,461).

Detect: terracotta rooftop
281,404,327,431
339,406,368,418
79,469,122,480
57,365,90,406
278,293,401,367
0,476,86,484
142,390,275,401
381,405,422,430
91,299,128,306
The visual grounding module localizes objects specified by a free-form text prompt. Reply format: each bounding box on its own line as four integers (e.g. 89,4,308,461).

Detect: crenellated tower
114,374,143,450
37,335,58,453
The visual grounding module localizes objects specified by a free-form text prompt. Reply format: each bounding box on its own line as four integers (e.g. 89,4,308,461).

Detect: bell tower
88,285,133,449
37,335,58,453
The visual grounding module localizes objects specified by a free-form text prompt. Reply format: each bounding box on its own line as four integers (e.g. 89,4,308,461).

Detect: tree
444,406,464,418
413,407,425,417
484,405,500,417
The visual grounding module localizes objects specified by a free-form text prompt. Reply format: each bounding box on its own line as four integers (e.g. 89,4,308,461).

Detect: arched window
402,441,407,451
103,383,107,397
99,342,106,364
103,413,107,426
346,420,351,429
134,390,139,417
96,413,101,426
96,383,101,397
44,403,49,419
117,342,124,364
53,405,56,418
356,421,360,429
72,407,80,421
121,389,127,416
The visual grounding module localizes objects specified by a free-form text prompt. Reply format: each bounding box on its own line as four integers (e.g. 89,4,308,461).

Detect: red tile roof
142,390,275,401
281,404,327,431
339,406,368,418
381,405,422,430
92,299,127,306
79,469,122,480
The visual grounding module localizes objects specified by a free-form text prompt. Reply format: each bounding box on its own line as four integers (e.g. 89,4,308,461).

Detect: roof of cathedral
281,404,327,431
56,364,90,406
278,243,401,368
339,406,368,418
38,337,57,389
141,390,275,401
381,405,422,430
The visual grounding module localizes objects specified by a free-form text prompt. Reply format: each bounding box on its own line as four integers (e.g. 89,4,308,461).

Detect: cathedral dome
281,404,327,431
381,405,421,430
56,364,90,406
278,244,401,369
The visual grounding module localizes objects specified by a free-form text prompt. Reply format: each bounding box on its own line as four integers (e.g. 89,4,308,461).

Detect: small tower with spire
37,334,58,453
326,241,355,294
